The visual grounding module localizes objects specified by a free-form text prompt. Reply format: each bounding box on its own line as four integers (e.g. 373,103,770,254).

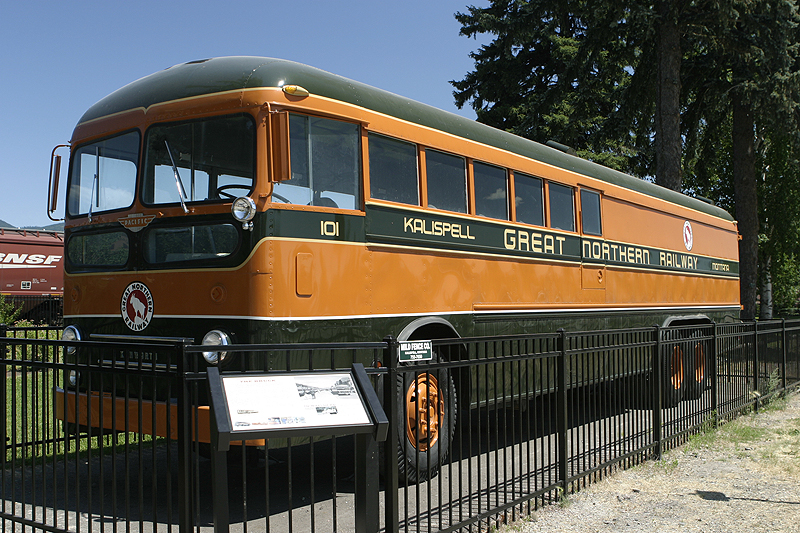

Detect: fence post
355,432,380,533
754,322,760,412
652,325,663,460
782,318,788,392
711,323,719,429
176,339,194,533
556,329,569,496
1,324,6,462
382,336,399,533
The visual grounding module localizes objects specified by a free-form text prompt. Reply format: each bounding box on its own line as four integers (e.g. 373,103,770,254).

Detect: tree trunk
732,94,758,321
760,253,773,319
655,0,682,192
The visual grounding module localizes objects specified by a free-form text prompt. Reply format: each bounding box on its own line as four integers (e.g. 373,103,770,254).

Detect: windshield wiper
89,147,99,222
164,140,189,213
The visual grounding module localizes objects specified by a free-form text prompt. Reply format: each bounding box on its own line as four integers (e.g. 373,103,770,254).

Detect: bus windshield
68,131,139,217
142,114,255,206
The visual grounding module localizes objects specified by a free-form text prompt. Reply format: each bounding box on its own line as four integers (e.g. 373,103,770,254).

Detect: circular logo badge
121,282,154,331
683,221,694,251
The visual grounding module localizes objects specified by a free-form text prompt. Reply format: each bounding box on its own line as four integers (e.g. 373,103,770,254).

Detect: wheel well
662,314,713,327
398,317,460,342
396,317,469,429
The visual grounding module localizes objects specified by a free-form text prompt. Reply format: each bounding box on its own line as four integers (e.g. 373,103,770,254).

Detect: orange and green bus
49,56,739,478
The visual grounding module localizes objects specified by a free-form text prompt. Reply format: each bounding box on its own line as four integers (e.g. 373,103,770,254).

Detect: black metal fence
2,321,799,533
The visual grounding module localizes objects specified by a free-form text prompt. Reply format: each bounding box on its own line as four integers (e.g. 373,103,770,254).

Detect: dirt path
505,389,800,533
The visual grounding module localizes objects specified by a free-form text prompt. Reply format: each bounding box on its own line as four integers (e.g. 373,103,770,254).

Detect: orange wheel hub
671,346,685,389
694,343,706,383
405,373,444,452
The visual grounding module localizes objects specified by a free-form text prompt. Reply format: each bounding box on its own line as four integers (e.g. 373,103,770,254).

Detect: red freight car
0,228,64,325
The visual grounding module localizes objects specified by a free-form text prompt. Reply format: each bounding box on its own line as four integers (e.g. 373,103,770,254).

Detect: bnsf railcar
0,228,64,324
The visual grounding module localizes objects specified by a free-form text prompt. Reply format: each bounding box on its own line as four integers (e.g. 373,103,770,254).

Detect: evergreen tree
681,0,800,319
453,1,646,173
455,0,800,320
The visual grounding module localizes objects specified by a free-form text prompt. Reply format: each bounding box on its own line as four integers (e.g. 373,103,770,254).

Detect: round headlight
62,325,81,355
231,197,257,222
202,329,232,365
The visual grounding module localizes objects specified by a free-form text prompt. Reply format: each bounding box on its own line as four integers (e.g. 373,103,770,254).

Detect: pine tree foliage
452,1,650,174
454,0,800,319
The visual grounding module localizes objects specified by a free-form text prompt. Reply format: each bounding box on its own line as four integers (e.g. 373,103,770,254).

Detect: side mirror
48,144,69,221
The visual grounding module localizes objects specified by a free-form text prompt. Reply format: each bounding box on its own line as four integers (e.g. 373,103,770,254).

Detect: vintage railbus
0,228,63,324
49,57,740,478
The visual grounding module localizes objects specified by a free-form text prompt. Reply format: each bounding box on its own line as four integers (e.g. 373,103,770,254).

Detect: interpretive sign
222,372,371,432
207,364,387,451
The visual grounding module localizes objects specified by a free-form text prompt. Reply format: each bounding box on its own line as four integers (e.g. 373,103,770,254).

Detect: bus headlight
232,197,256,230
202,329,231,365
68,370,80,387
62,325,81,355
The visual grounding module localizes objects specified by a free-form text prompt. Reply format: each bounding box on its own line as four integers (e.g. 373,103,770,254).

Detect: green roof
79,56,734,222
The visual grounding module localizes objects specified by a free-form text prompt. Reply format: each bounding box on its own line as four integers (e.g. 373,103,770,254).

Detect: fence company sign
399,340,433,362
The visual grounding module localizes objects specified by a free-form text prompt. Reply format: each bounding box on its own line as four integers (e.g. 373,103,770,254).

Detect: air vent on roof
546,140,577,156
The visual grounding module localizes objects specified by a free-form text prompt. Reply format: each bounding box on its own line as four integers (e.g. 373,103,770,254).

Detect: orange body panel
65,234,739,321
55,388,260,446
258,239,738,319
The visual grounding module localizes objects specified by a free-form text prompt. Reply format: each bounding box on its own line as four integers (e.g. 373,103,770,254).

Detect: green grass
683,391,800,477
4,371,159,465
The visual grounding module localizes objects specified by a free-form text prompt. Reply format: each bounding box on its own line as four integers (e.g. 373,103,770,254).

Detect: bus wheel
662,345,685,407
683,342,707,400
397,363,457,484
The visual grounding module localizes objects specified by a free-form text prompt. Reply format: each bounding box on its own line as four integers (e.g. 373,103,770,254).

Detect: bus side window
474,162,508,220
368,133,419,205
549,182,575,232
514,172,544,226
273,114,361,209
580,189,602,235
426,150,467,213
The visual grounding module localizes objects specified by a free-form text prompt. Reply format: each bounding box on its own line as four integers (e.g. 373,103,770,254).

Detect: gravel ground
504,388,800,533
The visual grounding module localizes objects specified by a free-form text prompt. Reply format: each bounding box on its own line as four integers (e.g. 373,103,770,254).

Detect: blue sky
0,0,487,228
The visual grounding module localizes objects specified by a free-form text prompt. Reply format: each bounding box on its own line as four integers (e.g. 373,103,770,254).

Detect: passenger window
369,134,419,205
514,172,544,226
273,114,361,209
426,150,467,213
473,162,508,220
580,189,602,235
549,182,575,231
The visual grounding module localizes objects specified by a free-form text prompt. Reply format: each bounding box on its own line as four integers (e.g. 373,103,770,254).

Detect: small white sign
399,340,433,362
221,373,371,432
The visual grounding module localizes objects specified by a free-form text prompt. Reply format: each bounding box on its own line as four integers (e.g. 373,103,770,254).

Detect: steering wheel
216,184,252,200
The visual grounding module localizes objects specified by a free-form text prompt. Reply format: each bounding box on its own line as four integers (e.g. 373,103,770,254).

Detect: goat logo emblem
121,282,154,331
683,221,694,251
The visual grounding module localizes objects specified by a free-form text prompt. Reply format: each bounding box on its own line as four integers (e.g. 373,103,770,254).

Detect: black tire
661,345,685,407
396,360,457,484
683,342,708,400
